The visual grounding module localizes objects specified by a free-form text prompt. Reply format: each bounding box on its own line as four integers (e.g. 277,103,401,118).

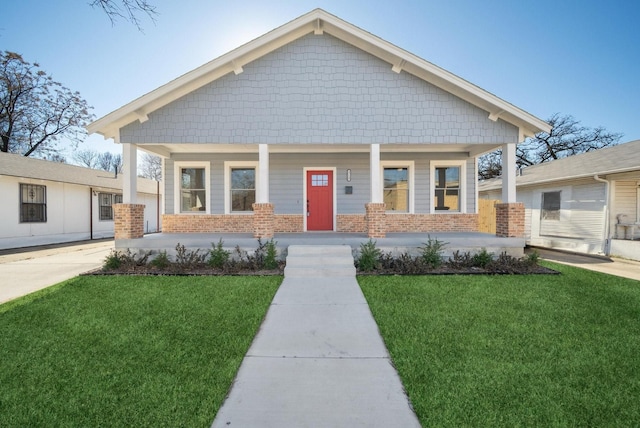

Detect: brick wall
252,203,274,238
337,214,367,233
495,203,525,237
385,214,478,233
365,203,387,238
162,214,253,233
275,215,304,233
114,204,145,239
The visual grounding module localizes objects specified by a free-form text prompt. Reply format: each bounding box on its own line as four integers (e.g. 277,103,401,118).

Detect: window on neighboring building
99,193,122,221
541,191,561,220
180,167,207,212
383,167,409,212
434,166,460,211
20,183,47,223
230,168,256,212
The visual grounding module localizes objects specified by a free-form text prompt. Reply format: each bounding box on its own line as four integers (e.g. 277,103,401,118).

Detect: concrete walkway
212,245,420,427
0,240,114,304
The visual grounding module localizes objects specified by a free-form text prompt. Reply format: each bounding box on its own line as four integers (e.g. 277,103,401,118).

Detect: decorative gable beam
134,109,149,123
231,60,244,75
488,110,504,122
391,59,406,74
314,18,324,35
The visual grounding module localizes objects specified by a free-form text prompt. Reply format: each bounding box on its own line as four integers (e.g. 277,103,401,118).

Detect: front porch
117,231,525,260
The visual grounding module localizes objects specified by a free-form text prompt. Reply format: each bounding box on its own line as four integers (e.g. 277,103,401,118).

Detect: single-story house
0,153,161,249
479,139,640,261
87,8,550,248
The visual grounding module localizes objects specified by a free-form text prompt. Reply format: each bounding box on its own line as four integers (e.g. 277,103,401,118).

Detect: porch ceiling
137,143,502,158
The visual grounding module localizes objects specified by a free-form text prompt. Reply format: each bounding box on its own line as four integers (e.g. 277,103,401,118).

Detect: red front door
306,170,333,231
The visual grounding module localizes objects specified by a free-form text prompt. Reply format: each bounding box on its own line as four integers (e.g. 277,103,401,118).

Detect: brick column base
495,203,525,237
365,203,386,238
253,203,275,239
114,204,145,239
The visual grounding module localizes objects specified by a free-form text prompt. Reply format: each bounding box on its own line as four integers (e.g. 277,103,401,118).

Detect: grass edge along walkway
0,275,281,427
359,262,640,427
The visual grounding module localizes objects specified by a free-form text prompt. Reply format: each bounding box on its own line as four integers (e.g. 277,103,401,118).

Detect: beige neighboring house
87,8,550,247
0,153,162,250
479,140,640,261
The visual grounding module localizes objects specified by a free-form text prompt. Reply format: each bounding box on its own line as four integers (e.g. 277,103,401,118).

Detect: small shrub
102,249,149,271
420,235,447,269
447,250,474,269
103,249,123,271
208,239,230,269
174,243,205,270
471,248,494,268
525,250,540,266
150,250,170,269
357,239,382,272
263,239,279,270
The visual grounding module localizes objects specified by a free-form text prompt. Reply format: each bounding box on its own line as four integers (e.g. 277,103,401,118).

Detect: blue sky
3,0,639,157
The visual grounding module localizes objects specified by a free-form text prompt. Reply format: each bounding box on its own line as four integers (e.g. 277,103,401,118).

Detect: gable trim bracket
392,59,406,74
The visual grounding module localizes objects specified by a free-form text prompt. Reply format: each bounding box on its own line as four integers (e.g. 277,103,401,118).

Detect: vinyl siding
614,181,638,222
121,33,518,145
165,152,475,215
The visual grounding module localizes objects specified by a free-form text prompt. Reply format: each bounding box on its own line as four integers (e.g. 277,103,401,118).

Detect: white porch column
370,143,382,203
257,143,269,203
501,142,517,203
122,143,138,203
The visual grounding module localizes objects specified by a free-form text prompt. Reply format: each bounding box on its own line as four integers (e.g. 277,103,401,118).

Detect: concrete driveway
531,248,640,282
0,240,114,304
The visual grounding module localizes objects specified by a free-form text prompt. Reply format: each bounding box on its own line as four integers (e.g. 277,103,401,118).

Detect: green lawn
0,275,281,427
359,263,640,427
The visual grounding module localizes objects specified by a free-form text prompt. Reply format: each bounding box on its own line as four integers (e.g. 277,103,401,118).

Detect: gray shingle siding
121,33,518,145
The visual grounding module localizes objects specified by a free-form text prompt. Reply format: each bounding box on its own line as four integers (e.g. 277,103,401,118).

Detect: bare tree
96,151,123,173
90,0,158,31
139,152,162,180
0,51,94,157
478,113,623,179
73,148,100,168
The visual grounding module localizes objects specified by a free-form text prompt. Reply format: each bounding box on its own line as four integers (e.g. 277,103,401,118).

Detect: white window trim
380,161,415,214
98,193,123,222
302,167,337,232
224,161,259,214
174,161,211,215
429,160,467,214
637,183,640,223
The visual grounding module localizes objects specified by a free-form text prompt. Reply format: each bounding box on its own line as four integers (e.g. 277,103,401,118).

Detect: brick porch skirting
385,213,478,233
495,203,525,237
114,204,145,239
162,214,253,233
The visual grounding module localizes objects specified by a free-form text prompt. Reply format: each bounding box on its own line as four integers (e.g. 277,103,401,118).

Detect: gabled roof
88,8,550,141
478,140,640,191
0,153,160,194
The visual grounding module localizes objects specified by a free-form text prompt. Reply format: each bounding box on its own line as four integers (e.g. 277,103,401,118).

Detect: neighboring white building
0,153,162,249
479,140,640,261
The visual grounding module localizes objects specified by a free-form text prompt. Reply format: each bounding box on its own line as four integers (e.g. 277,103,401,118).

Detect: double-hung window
20,183,47,223
541,191,561,220
225,161,258,213
430,161,466,213
174,162,210,213
380,161,414,213
99,193,123,221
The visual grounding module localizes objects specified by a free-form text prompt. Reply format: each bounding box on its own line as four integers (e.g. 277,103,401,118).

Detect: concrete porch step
284,245,356,278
